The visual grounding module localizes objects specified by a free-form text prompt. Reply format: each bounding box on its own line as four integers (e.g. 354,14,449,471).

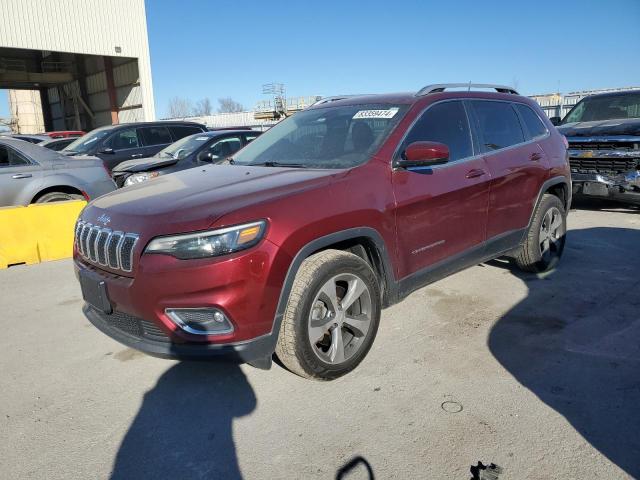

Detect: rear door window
139,126,172,146
169,125,204,140
107,128,141,150
0,145,9,166
0,146,31,166
9,148,30,165
471,101,525,152
515,104,548,139
402,100,473,162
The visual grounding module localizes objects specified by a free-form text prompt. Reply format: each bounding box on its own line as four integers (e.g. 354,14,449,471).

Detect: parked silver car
0,137,116,207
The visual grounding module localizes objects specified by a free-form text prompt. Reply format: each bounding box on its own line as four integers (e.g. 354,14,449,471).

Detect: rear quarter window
515,104,548,139
169,125,205,140
471,101,525,152
139,126,172,146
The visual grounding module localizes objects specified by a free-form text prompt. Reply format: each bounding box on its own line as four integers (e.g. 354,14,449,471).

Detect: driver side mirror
197,151,212,162
197,151,220,163
396,141,449,169
549,116,561,126
99,147,114,154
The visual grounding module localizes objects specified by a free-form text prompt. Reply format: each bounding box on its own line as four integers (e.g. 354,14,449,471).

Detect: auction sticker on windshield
353,108,399,119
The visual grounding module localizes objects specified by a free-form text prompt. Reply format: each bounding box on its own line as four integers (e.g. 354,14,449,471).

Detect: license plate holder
79,269,112,314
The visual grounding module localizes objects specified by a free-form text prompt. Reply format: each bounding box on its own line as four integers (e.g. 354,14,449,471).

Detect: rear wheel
515,194,566,273
35,191,84,203
275,249,381,380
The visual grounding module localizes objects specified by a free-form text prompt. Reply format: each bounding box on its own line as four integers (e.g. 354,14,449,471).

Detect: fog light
165,308,233,335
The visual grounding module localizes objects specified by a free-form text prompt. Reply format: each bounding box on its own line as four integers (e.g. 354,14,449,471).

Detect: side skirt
392,228,526,301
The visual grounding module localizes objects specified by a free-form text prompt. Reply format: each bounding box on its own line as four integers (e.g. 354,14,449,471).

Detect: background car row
0,121,262,207
0,136,114,205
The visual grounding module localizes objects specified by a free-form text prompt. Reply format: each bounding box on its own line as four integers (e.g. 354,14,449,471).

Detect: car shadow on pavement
488,226,640,478
110,361,256,480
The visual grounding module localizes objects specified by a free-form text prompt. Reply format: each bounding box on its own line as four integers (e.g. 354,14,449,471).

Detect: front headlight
145,221,266,259
124,171,160,186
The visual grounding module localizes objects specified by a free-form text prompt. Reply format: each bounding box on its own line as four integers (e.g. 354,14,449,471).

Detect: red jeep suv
74,84,570,380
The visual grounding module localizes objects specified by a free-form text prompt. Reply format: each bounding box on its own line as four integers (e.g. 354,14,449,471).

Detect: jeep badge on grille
97,214,111,226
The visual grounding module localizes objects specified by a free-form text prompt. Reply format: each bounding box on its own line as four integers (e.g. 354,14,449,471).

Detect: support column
103,56,119,124
76,55,93,130
39,88,53,132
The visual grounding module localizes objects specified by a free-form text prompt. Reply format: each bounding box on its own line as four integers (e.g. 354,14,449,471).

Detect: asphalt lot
1,203,639,479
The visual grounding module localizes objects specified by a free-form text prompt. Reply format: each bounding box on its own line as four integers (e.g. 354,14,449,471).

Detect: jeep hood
558,118,640,137
112,156,178,173
82,164,339,234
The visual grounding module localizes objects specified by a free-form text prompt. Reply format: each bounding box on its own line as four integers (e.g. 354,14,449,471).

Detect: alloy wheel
539,206,564,262
308,273,373,365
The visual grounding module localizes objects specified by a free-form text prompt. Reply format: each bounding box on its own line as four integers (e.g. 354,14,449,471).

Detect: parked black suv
61,121,207,171
111,129,261,187
555,89,640,205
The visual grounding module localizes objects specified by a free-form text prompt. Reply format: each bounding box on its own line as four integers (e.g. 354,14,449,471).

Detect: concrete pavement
1,205,639,479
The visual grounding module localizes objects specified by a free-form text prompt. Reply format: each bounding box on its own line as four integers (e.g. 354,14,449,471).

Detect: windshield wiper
251,161,307,168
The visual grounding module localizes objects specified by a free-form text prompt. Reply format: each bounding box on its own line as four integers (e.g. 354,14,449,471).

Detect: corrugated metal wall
0,0,155,122
171,111,277,130
44,58,143,129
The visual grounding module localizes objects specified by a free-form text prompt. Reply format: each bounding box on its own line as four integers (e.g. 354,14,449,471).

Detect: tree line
167,97,244,118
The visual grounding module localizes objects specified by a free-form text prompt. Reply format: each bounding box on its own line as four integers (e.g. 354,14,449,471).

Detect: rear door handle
465,169,486,179
529,152,542,162
131,154,143,158
12,173,32,179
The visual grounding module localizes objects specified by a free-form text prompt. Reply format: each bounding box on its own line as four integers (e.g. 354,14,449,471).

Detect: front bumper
84,304,277,362
74,237,291,362
571,172,640,205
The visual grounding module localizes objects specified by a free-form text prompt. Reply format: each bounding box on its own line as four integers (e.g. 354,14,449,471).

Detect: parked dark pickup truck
555,90,640,205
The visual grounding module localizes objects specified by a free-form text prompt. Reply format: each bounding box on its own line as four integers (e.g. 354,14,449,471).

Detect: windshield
232,103,408,168
158,133,212,159
62,128,111,154
562,92,640,124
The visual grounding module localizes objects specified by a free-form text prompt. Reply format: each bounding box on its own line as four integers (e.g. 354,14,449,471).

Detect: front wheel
275,249,381,380
515,193,567,273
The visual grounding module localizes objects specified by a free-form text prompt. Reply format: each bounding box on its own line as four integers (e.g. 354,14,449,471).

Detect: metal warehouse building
0,0,155,132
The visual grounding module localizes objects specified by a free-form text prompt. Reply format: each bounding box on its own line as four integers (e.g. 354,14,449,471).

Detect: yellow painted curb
0,200,86,269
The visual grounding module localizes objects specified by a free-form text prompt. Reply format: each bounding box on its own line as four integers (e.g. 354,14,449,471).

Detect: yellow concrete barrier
0,200,86,269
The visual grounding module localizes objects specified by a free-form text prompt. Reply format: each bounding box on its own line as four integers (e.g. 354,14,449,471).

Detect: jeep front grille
75,220,139,272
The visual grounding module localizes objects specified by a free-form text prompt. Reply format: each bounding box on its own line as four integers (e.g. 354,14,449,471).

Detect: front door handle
131,154,143,158
465,169,486,179
529,152,542,162
12,173,32,179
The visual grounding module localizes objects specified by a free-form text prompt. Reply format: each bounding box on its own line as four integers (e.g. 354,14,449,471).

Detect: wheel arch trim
527,176,571,229
267,227,396,352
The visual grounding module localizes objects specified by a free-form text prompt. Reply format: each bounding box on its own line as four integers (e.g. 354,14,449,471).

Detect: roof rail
416,83,519,96
312,95,361,106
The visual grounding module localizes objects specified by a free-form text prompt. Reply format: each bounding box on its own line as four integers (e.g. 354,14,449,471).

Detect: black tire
275,249,381,380
35,191,84,203
515,194,567,273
